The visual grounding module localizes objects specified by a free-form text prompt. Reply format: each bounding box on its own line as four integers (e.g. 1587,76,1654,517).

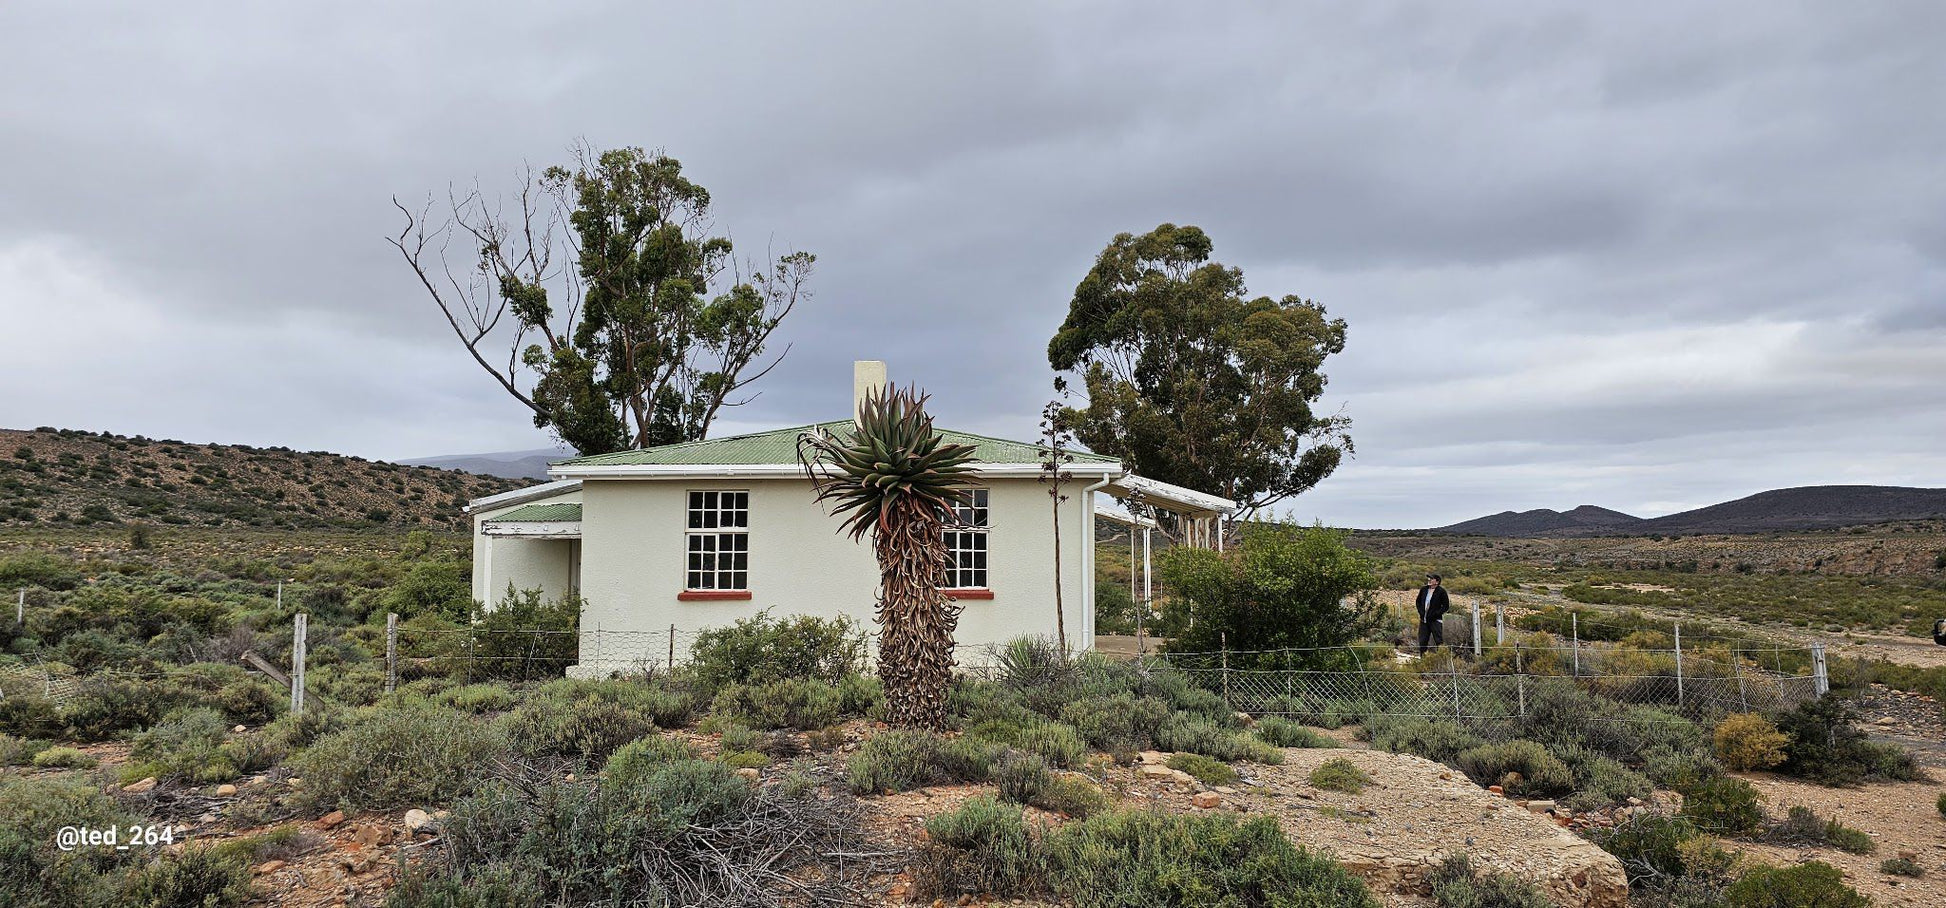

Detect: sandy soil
1731,772,1946,908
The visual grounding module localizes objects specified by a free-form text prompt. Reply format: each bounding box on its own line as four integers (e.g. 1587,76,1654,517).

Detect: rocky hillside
0,427,524,531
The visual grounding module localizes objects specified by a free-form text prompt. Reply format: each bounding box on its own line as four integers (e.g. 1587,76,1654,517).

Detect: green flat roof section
554,421,1120,468
491,502,582,522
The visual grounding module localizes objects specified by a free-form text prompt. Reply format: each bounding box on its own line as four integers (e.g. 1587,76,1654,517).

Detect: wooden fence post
1571,612,1580,677
668,623,677,670
1516,645,1526,718
14,589,22,627
385,613,398,695
1732,647,1748,712
289,614,307,715
1495,604,1505,646
1220,632,1231,708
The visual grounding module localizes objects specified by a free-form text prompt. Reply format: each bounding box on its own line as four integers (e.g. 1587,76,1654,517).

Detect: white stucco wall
470,489,582,607
569,476,1096,675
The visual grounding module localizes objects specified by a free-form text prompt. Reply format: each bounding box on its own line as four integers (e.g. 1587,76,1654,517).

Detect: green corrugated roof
555,421,1119,468
492,502,582,522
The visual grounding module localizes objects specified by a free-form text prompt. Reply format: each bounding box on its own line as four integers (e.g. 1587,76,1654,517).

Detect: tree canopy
394,143,811,455
1157,523,1383,669
1048,224,1350,517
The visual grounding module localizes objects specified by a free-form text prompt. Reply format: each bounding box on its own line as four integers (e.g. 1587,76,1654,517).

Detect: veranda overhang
481,502,583,538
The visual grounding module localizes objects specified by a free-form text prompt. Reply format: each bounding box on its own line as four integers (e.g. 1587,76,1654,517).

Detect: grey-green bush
290,703,505,812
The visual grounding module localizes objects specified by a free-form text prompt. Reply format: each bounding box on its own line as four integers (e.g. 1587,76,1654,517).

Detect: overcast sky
2,2,1942,528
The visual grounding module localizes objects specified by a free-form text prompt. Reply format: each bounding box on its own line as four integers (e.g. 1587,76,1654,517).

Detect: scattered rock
122,777,157,794
232,725,247,734
735,767,761,782
253,859,286,875
1527,800,1557,812
403,809,434,834
1139,764,1175,779
351,823,391,848
214,784,237,797
317,810,347,830
1138,751,1168,765
1192,792,1223,809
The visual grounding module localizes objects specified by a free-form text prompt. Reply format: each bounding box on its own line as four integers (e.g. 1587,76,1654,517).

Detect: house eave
482,520,583,538
546,462,1126,481
464,479,583,514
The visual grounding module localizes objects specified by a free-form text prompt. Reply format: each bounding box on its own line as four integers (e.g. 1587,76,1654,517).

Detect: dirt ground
1731,771,1946,908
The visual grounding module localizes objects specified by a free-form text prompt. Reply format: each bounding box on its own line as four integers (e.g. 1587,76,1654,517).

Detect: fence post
1495,604,1505,646
1732,647,1748,712
1516,645,1526,718
1673,622,1684,708
1811,644,1828,697
1451,663,1462,721
385,613,399,695
1571,612,1580,677
1220,632,1231,708
668,623,677,670
289,613,307,715
14,589,22,627
1470,602,1482,657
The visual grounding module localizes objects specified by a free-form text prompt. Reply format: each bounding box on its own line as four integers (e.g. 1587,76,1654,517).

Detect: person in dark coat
1415,573,1450,654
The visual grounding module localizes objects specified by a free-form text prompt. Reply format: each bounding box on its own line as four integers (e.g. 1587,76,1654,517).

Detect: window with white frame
943,488,989,589
686,490,749,590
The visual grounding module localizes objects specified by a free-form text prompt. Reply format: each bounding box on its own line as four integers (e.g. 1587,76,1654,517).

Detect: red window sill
943,589,994,600
678,590,752,601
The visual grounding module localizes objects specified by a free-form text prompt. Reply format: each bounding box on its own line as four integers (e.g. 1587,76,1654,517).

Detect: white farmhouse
466,362,1232,676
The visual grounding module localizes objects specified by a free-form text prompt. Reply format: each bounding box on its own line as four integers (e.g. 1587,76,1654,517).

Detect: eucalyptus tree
393,142,812,455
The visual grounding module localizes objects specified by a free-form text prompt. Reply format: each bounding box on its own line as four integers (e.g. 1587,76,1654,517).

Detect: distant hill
1636,485,1946,535
0,427,526,530
400,447,567,481
1434,505,1642,536
1431,485,1946,537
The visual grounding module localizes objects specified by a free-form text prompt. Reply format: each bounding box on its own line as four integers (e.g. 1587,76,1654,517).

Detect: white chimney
853,360,887,427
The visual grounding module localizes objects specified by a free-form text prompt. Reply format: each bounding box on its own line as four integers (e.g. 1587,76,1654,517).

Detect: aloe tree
798,386,977,730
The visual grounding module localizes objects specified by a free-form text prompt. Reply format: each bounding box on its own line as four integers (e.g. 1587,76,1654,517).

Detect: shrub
711,678,842,730
290,703,505,812
29,746,95,770
1880,856,1923,877
436,683,517,713
1938,791,1946,816
1428,854,1555,908
0,694,63,740
1153,715,1281,764
0,734,51,766
688,611,866,696
1643,746,1722,790
0,775,140,908
1590,812,1705,883
1167,752,1238,786
1059,693,1169,754
1723,861,1867,908
1766,806,1875,855
1678,777,1765,835
1157,523,1384,670
965,717,1091,768
1774,697,1922,785
467,587,578,680
1310,757,1376,794
919,796,1040,898
994,750,1054,802
1563,754,1653,811
1041,809,1379,908
1363,715,1482,763
498,689,657,765
1036,775,1109,819
601,735,697,789
1713,713,1790,771
836,672,882,717
1254,717,1337,749
128,708,237,783
845,730,998,794
118,846,252,908
1454,740,1574,798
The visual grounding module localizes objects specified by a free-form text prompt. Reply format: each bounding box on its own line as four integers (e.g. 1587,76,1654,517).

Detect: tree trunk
874,509,960,730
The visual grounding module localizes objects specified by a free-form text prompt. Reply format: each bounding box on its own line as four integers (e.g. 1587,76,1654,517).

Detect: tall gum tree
1048,223,1352,524
392,142,812,455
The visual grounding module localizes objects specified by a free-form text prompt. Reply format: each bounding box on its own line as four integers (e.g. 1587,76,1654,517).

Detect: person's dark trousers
1417,615,1444,654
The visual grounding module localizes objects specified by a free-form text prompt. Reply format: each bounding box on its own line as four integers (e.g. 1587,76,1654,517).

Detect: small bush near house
1880,856,1923,877
0,775,142,908
0,734,51,766
1041,810,1380,908
1723,861,1868,908
435,683,517,713
127,707,238,783
1428,854,1555,908
602,735,697,789
499,691,656,765
1712,713,1790,771
1773,697,1922,786
1153,714,1281,764
917,796,1041,898
711,678,843,730
29,745,95,769
118,846,253,908
1454,740,1574,798
1156,523,1385,670
993,751,1054,804
1362,715,1483,764
290,703,505,812
1765,806,1874,855
1678,777,1765,835
845,730,1001,794
1167,752,1238,786
1254,717,1337,749
687,611,866,696
1309,757,1375,794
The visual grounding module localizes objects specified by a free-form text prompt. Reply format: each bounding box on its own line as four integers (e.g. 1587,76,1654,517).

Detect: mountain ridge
1431,485,1946,536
